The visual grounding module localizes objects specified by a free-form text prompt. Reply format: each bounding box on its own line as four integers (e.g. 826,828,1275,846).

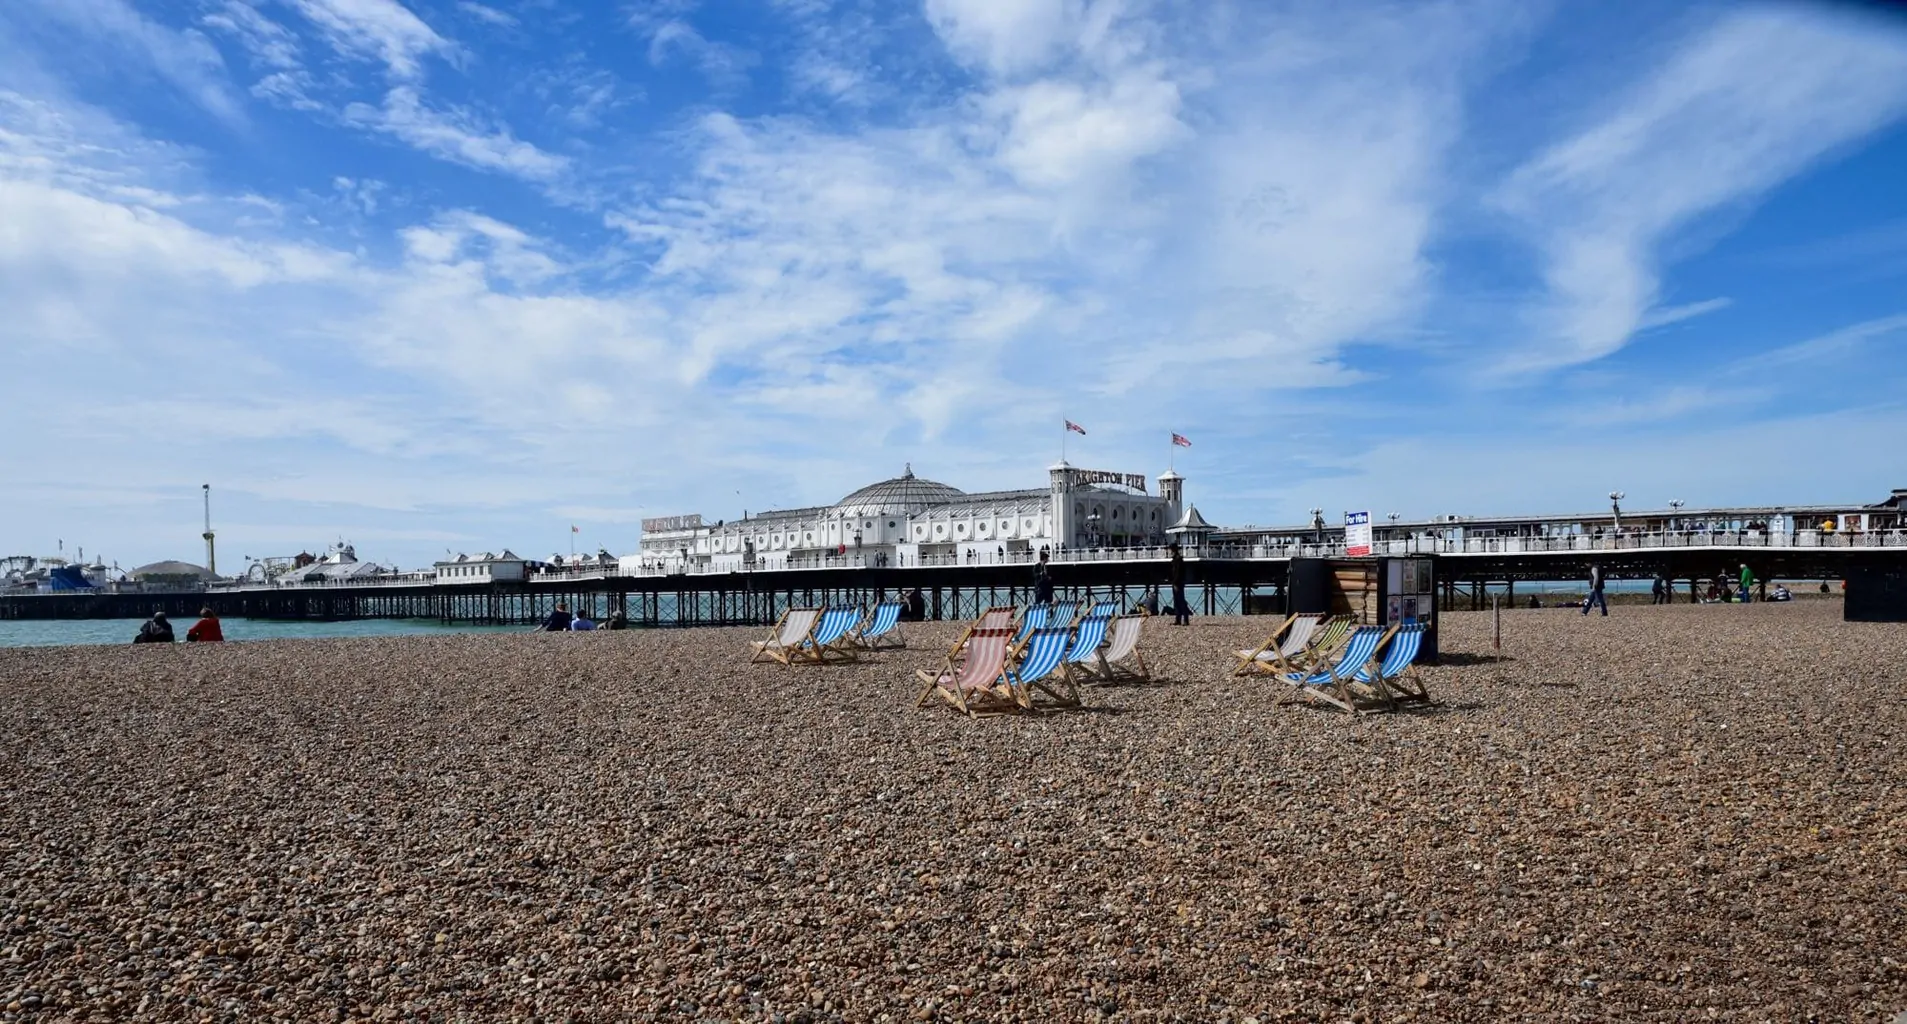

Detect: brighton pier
4,468,1905,627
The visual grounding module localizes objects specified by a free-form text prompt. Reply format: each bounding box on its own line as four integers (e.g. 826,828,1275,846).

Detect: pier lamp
1309,507,1325,544
1669,499,1685,532
1608,490,1625,528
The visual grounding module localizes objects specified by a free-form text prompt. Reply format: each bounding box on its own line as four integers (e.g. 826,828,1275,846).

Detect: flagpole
1061,418,1067,463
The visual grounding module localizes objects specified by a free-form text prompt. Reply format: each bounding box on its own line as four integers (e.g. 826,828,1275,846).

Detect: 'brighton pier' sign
1070,469,1148,492
642,514,704,533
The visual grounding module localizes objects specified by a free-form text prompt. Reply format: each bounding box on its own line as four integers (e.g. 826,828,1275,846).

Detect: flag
1172,432,1191,448
571,525,580,533
1065,419,1087,435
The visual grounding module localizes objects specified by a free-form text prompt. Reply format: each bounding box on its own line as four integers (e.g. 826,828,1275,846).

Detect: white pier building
637,462,1188,572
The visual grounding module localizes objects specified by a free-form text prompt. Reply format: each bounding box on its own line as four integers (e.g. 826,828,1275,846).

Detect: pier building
636,462,1185,572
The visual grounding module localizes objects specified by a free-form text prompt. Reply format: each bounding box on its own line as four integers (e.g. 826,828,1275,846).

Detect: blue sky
2,0,1906,571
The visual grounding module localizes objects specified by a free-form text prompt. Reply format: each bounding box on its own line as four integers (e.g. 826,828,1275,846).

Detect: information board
1345,510,1372,557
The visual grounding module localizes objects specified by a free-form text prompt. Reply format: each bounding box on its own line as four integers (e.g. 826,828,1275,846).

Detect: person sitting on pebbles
186,606,224,642
537,603,573,632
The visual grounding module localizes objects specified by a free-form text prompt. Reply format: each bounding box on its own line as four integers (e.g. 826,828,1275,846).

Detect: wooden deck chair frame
1005,627,1081,710
1356,624,1433,707
750,606,821,665
1280,614,1356,677
915,627,1019,717
1278,624,1400,715
1231,613,1304,678
1078,614,1149,684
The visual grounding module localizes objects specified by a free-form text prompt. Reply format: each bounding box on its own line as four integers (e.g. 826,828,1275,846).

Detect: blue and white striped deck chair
1084,600,1119,621
1352,623,1431,706
850,600,904,650
1007,627,1080,709
1014,603,1050,642
1048,601,1080,628
795,605,862,665
1276,625,1395,714
1063,614,1111,669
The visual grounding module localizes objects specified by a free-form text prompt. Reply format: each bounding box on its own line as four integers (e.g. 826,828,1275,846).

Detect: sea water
0,618,526,649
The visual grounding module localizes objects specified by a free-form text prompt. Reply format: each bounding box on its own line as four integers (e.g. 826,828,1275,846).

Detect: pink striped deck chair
915,627,1018,716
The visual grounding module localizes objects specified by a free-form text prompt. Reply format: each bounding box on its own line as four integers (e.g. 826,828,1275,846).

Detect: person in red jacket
186,607,224,642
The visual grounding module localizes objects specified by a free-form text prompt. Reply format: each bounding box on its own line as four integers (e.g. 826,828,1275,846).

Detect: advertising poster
1345,510,1372,557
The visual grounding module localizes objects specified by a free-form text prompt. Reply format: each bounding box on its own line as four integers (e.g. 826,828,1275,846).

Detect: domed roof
833,465,963,519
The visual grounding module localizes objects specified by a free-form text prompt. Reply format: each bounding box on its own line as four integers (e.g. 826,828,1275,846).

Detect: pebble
0,602,1902,1020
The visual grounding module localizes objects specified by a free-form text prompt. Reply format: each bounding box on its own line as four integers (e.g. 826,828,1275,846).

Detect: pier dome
832,465,963,519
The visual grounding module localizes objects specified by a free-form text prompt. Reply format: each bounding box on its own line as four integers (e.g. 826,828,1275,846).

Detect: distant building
275,543,390,585
433,551,527,584
638,462,1185,572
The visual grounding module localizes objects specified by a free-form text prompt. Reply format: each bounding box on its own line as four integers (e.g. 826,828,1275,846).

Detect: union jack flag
1065,419,1087,435
1171,432,1191,448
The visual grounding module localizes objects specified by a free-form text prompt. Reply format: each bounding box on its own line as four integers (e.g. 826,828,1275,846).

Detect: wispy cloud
457,2,518,29
286,0,450,78
1638,296,1732,331
6,0,243,122
1494,6,1907,370
344,87,568,180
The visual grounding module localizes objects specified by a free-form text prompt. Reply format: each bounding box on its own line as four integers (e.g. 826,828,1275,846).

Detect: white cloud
457,2,517,29
344,87,568,180
925,0,1080,77
1638,296,1731,331
1495,7,1907,369
286,0,449,78
201,0,301,71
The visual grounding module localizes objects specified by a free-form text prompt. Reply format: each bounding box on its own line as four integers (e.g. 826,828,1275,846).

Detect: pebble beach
2,602,1903,1022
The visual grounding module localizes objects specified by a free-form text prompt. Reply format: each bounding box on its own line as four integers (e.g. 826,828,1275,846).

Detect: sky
2,0,1906,571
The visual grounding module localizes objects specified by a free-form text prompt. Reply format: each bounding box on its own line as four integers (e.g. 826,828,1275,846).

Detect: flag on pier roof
1065,419,1087,435
1172,432,1191,447
571,525,580,533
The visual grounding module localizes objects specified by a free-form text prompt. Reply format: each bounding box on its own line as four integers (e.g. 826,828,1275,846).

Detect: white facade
638,463,1184,572
434,550,527,584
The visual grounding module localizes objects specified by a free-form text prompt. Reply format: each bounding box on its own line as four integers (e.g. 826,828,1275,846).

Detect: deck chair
1076,614,1149,683
953,605,1017,653
1062,614,1111,670
1014,603,1051,642
791,604,862,665
1006,627,1080,709
916,627,1018,716
750,606,820,664
849,600,904,650
1352,623,1431,707
1231,613,1320,678
1287,614,1355,675
1276,625,1398,714
1083,600,1119,621
1047,601,1080,628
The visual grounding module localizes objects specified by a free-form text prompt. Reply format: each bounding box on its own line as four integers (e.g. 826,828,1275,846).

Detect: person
133,610,174,643
570,614,597,631
904,587,926,622
1528,594,1541,609
1168,543,1190,625
186,607,224,642
1581,564,1607,616
1819,581,1830,594
605,611,629,631
1140,585,1160,616
1738,563,1754,604
1650,576,1666,605
1032,550,1055,605
537,602,573,632
1772,584,1792,602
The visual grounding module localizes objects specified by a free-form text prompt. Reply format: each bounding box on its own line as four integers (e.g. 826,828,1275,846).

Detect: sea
0,618,527,649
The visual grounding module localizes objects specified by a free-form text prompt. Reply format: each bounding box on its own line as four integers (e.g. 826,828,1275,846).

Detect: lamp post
1609,491,1625,530
1086,511,1103,550
1668,499,1684,533
1387,512,1402,553
1309,507,1325,545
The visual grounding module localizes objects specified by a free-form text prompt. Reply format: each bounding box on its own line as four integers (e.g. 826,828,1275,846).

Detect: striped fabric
776,608,820,647
1355,624,1423,684
1102,615,1143,662
859,600,901,641
1012,628,1072,688
1065,615,1110,663
1085,600,1119,619
955,630,1012,693
1238,614,1320,663
1015,603,1050,641
1286,626,1384,686
808,605,860,648
1048,601,1079,627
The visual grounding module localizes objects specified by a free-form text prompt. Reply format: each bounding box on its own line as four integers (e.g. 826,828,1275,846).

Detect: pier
3,529,1901,626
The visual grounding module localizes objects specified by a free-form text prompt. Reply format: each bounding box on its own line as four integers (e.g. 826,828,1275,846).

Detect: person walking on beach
186,607,224,642
1650,576,1666,605
1033,550,1055,605
1581,564,1607,617
538,602,573,631
903,587,926,622
1738,563,1754,603
1168,543,1190,626
134,610,174,643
